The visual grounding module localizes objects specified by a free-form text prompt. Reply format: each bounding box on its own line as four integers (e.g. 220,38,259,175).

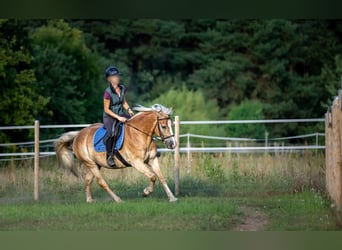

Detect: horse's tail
54,131,80,177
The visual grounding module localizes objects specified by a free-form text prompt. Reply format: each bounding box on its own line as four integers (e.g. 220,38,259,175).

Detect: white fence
0,117,325,200
0,118,325,159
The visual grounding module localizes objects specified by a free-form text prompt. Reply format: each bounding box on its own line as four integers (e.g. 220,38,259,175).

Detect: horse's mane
132,104,173,115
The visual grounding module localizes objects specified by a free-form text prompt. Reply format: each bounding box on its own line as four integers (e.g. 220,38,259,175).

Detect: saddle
93,123,131,168
93,124,124,152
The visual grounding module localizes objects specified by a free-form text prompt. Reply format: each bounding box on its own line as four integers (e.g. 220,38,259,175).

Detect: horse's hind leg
85,171,95,203
87,164,122,203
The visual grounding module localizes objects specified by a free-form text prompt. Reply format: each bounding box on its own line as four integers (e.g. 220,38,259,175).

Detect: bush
225,99,266,139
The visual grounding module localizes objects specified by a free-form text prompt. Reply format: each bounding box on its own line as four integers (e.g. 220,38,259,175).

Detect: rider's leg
103,117,116,167
105,135,115,167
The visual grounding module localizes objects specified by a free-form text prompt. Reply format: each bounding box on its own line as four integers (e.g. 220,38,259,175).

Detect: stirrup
107,155,116,167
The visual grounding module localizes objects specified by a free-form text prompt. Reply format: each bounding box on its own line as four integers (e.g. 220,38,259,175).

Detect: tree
2,19,342,144
149,85,225,146
187,54,254,116
30,19,102,126
225,100,265,139
0,19,48,144
320,54,342,109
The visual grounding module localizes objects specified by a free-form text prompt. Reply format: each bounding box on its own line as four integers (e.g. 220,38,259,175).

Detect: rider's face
107,75,120,86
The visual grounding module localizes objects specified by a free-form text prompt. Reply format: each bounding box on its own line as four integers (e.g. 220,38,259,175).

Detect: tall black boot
105,136,115,167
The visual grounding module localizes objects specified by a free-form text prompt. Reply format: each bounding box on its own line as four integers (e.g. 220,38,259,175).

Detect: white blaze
167,119,176,147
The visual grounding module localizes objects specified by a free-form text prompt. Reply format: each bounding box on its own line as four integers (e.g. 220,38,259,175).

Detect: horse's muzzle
165,137,177,149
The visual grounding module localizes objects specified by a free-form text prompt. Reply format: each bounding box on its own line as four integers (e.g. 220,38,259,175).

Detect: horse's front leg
132,160,157,197
149,158,177,202
143,175,156,197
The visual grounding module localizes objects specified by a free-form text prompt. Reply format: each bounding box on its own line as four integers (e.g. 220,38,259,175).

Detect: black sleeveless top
103,84,126,118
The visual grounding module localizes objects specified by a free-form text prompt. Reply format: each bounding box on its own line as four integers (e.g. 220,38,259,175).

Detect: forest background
1,19,342,145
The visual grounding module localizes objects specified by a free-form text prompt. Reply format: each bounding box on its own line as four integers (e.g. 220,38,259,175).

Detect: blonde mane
132,104,173,115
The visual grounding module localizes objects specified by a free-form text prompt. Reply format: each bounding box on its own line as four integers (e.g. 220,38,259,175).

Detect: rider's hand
128,109,134,117
118,116,127,123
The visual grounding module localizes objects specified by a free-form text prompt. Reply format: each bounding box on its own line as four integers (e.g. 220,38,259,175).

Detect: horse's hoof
169,197,178,202
143,188,151,197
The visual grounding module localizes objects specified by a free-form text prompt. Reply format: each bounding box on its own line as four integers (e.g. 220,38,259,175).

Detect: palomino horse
54,104,178,203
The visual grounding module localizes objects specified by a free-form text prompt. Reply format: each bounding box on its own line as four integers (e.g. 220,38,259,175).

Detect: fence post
34,120,40,201
326,108,332,203
333,98,342,207
325,96,342,209
264,130,269,154
174,116,180,196
186,133,191,174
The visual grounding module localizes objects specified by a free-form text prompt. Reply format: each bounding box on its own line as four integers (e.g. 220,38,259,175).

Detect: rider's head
105,66,121,86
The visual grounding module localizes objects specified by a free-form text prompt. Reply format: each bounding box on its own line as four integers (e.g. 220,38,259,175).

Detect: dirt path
233,206,269,231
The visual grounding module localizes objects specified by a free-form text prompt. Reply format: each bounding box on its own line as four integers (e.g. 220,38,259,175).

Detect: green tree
0,19,48,144
149,85,225,146
37,19,342,138
187,54,254,116
320,54,342,109
30,19,102,125
225,100,265,139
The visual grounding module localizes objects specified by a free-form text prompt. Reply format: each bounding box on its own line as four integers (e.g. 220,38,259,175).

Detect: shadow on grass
103,175,297,201
0,173,322,205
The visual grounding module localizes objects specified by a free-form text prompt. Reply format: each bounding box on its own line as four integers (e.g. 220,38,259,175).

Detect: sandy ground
233,206,269,231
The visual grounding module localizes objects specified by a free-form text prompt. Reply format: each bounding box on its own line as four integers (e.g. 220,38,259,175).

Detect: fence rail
0,132,325,148
0,117,325,201
0,118,324,131
180,118,324,125
160,145,325,153
0,118,325,158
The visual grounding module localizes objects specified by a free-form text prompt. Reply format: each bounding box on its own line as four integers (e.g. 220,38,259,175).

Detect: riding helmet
105,66,121,78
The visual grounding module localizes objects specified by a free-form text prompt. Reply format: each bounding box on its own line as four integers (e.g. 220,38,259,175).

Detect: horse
54,104,178,203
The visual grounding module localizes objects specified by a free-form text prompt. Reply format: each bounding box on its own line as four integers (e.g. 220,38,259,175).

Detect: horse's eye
161,125,167,129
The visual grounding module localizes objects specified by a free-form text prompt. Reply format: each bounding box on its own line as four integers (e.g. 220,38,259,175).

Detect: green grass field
0,152,339,230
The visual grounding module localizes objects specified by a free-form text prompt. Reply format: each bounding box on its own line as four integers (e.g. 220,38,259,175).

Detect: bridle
125,115,174,143
156,116,174,141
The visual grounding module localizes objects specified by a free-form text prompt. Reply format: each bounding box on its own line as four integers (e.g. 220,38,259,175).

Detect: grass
0,197,240,230
0,151,339,230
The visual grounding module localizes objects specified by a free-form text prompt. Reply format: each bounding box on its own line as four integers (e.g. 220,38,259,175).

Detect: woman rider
103,66,134,167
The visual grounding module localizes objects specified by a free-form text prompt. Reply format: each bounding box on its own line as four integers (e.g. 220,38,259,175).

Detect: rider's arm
103,98,126,122
123,94,134,116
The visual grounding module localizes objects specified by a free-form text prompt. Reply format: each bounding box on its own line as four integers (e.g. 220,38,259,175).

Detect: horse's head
151,104,177,150
132,104,177,149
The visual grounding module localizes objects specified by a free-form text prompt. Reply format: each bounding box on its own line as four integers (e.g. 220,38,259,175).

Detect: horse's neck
128,112,157,135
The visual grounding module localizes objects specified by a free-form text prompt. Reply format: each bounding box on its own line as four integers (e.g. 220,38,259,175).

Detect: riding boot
105,136,115,167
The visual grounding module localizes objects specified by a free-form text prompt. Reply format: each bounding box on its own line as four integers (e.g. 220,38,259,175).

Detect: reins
125,122,154,137
125,115,173,142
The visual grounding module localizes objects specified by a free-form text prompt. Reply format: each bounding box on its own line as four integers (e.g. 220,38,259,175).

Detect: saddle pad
93,124,124,152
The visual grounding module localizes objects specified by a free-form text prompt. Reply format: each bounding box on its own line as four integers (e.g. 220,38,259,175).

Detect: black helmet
105,66,121,78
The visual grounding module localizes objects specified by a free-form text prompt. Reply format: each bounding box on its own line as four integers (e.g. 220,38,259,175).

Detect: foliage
30,19,102,125
1,19,342,144
0,19,49,144
198,154,225,183
149,85,226,143
225,99,266,139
